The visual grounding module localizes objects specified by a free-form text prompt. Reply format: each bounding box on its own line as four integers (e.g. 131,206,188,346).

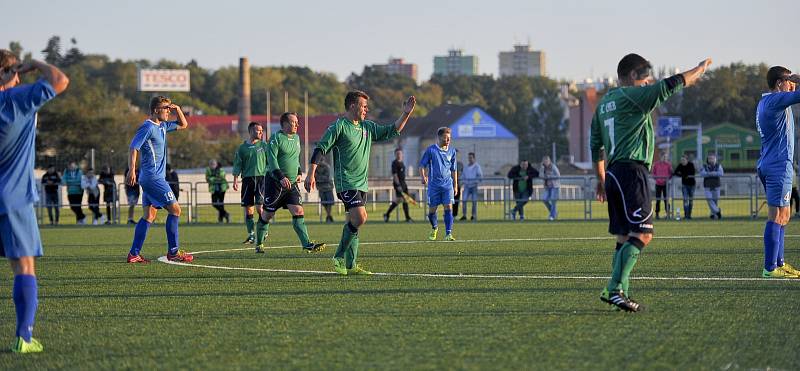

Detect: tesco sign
138,69,191,92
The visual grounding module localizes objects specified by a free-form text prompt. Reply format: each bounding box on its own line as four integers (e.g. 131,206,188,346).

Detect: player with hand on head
126,96,193,263
305,91,416,275
255,112,325,254
0,50,69,353
420,127,458,241
592,54,711,311
756,66,800,279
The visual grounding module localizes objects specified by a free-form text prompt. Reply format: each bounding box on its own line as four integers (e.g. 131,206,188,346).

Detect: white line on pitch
189,234,800,255
156,257,798,282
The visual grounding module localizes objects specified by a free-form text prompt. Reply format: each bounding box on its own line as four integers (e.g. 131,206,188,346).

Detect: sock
402,202,410,219
444,209,454,235
608,239,643,293
166,214,180,255
245,214,254,236
336,222,358,260
13,275,38,342
256,216,269,245
345,233,360,269
292,215,311,247
428,212,438,230
764,221,781,271
129,218,151,256
611,242,623,268
778,224,785,267
386,202,398,216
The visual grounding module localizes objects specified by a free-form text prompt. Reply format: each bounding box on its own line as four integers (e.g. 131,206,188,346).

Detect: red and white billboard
138,69,191,92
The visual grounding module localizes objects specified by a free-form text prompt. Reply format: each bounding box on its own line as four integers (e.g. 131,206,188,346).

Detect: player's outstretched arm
18,59,69,94
680,58,713,87
393,96,416,132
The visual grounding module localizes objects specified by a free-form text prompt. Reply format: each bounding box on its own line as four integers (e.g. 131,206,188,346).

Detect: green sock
245,216,255,235
618,243,640,294
336,223,357,260
345,234,360,269
607,247,625,293
256,218,269,245
292,216,311,247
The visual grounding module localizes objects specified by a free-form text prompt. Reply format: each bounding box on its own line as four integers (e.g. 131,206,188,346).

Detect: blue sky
3,0,797,82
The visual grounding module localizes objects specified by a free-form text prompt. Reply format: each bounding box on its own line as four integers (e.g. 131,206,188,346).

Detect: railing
33,174,778,225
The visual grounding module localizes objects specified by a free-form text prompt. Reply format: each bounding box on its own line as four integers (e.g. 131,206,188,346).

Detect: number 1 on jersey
603,118,615,156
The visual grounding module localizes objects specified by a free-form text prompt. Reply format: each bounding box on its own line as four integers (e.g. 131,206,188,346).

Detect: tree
41,36,63,66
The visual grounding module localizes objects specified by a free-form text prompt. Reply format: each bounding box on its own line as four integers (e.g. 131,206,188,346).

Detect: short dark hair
437,127,451,137
0,49,18,70
344,90,369,111
468,152,475,157
617,53,652,80
248,121,262,131
394,148,403,153
149,96,171,113
280,112,297,126
767,66,792,89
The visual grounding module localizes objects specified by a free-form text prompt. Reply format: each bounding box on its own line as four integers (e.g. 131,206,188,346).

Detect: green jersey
233,140,268,177
590,79,683,168
315,117,399,192
266,130,302,182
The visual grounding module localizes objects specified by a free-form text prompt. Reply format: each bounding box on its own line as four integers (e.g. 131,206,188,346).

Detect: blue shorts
0,206,43,259
427,186,454,207
758,163,793,207
140,177,177,208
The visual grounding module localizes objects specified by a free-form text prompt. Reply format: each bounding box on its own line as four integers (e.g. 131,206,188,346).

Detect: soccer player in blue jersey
0,50,69,353
756,66,800,279
126,96,194,263
420,127,458,241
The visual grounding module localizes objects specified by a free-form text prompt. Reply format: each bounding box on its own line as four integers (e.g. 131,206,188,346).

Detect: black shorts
264,177,302,212
319,190,335,205
240,176,266,207
337,190,367,211
605,161,654,235
393,182,409,198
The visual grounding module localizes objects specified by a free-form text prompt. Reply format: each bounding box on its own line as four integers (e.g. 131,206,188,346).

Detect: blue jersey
0,79,56,214
130,119,178,182
756,91,800,169
419,144,457,189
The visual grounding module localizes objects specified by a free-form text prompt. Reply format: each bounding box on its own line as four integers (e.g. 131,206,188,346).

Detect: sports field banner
138,69,191,92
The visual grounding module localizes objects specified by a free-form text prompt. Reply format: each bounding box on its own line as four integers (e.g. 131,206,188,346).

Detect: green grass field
2,219,799,370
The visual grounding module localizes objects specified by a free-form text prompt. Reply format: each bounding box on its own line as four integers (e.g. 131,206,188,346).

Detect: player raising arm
591,54,711,312
305,91,415,275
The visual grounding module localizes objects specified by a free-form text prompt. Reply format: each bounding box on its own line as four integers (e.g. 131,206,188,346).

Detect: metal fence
33,174,778,225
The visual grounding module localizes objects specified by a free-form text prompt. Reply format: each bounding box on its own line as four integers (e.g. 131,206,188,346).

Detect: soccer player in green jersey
591,54,711,312
232,122,269,244
305,91,416,275
254,112,326,254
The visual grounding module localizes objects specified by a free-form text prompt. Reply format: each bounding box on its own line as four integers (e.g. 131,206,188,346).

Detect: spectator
63,161,86,224
383,148,413,223
460,152,483,221
98,165,116,224
507,160,538,220
165,164,180,201
791,164,799,217
673,154,697,219
206,159,230,223
124,167,140,224
700,153,724,219
651,152,673,219
452,155,464,218
81,168,105,225
41,165,61,226
539,156,560,221
316,156,336,223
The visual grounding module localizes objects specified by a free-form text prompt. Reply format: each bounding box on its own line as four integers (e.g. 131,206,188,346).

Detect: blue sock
166,214,179,255
764,221,781,271
13,275,38,342
129,218,151,256
428,212,438,230
444,209,454,235
778,224,785,267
